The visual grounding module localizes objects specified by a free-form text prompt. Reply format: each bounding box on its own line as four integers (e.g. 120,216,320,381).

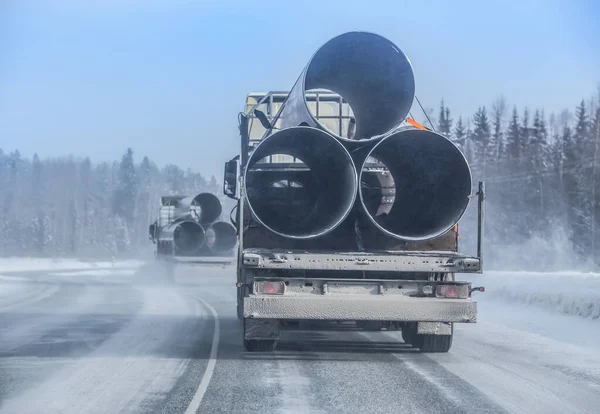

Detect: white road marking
185,294,221,414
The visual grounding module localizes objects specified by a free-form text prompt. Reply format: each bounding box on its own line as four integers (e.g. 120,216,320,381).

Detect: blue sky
1,0,599,178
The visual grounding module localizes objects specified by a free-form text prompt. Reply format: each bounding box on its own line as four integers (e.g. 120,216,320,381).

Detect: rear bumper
244,296,477,323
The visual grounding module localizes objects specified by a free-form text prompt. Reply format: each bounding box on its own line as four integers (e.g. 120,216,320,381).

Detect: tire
237,301,244,321
244,339,276,352
412,324,453,353
401,324,417,344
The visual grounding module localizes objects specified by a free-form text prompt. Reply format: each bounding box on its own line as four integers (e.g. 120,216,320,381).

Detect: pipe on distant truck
167,219,206,254
278,31,415,142
358,127,472,241
245,126,358,239
206,221,237,252
176,192,222,224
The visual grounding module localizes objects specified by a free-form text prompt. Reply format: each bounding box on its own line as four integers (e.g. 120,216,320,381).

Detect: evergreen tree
590,106,600,262
574,100,591,155
463,118,475,163
164,164,185,193
491,97,506,161
506,107,521,162
136,156,153,247
438,100,452,137
32,153,42,195
113,148,137,226
521,108,531,159
453,116,467,150
562,113,590,256
472,106,492,176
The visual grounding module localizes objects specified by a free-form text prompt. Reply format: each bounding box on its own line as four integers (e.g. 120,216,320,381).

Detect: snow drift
471,271,600,320
0,258,144,274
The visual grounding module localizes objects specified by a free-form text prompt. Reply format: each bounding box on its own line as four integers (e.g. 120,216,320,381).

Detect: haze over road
0,261,599,413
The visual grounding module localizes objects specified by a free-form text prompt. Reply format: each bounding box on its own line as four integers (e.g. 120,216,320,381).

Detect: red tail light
255,281,285,295
435,284,469,299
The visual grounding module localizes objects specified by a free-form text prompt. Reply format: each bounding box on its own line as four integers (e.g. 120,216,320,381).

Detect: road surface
1,262,599,413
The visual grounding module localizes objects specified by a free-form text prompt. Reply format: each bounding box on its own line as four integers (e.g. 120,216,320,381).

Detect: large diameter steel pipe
359,128,472,241
194,193,222,224
167,220,206,254
279,31,415,142
176,193,222,224
206,221,237,252
245,126,358,239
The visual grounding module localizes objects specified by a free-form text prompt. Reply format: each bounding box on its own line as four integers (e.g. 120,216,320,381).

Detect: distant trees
3,88,600,268
0,148,228,259
430,88,600,269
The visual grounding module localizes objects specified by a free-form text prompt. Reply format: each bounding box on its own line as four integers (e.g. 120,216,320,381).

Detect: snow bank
0,258,145,273
471,271,600,320
48,269,138,277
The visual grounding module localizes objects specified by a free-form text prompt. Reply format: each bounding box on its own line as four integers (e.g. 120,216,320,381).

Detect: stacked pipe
245,31,472,249
154,193,237,256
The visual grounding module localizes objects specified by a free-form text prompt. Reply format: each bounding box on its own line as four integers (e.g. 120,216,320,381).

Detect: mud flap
417,322,452,335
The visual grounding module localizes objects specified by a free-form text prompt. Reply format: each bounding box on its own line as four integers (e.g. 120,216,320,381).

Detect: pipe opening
173,220,206,253
193,193,222,224
360,128,472,241
303,32,415,141
246,127,358,239
206,221,237,252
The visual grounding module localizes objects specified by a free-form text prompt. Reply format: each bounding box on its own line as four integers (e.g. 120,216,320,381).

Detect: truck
223,32,485,353
149,193,237,265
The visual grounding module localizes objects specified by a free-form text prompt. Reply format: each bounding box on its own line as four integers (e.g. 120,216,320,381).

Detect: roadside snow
47,269,138,277
470,271,600,320
0,258,144,274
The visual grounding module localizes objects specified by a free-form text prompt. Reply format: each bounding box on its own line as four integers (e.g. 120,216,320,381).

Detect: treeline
0,148,230,258
2,90,599,268
430,92,600,269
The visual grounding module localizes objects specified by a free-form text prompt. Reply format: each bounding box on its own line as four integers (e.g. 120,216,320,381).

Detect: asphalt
0,262,599,413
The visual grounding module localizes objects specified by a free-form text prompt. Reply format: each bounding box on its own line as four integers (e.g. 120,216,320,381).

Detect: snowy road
0,262,599,413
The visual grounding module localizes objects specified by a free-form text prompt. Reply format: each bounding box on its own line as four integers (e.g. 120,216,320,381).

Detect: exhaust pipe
279,31,415,142
359,128,472,241
176,193,222,224
166,220,206,254
245,126,358,239
206,221,237,252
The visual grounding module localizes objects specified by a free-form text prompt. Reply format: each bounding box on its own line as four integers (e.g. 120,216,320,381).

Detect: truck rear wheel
412,324,453,353
402,323,453,353
244,339,276,352
401,324,416,344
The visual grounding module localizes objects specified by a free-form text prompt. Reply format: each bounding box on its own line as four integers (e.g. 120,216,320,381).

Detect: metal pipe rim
244,126,359,240
358,128,473,241
300,31,415,142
